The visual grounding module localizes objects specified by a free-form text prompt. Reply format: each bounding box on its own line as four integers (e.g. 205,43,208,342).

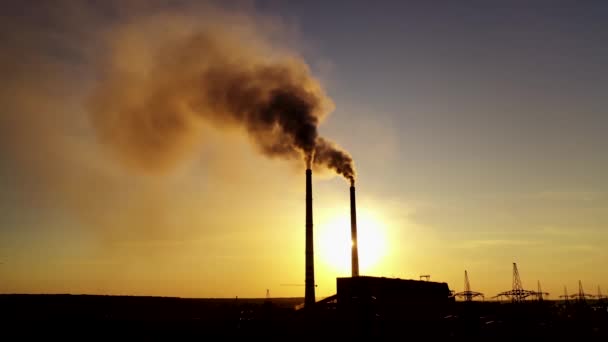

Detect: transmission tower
494,263,536,302
264,288,272,306
597,286,604,301
535,280,549,301
571,280,594,303
454,270,484,301
559,286,569,304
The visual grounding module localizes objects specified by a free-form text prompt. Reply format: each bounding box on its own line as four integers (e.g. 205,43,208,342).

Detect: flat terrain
1,294,607,339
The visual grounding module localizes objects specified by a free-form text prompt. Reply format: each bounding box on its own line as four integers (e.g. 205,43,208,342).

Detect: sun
317,210,388,275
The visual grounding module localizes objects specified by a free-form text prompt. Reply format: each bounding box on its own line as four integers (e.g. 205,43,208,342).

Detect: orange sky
1,1,607,299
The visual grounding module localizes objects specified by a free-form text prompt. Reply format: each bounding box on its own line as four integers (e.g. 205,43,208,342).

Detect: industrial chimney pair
305,169,359,308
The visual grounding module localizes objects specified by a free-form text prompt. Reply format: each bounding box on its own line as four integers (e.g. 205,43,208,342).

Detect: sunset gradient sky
1,1,607,299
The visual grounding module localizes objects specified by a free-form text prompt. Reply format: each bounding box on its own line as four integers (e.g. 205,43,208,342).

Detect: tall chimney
305,169,316,307
350,185,360,277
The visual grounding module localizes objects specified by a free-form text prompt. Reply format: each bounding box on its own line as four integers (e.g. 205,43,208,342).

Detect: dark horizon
1,0,607,303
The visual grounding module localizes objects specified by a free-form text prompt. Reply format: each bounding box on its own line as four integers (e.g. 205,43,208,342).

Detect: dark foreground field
0,294,303,338
1,294,607,339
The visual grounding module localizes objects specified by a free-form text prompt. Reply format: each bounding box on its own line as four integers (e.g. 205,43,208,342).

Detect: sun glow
318,210,388,275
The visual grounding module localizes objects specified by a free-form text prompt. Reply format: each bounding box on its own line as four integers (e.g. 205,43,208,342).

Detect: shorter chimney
350,185,359,277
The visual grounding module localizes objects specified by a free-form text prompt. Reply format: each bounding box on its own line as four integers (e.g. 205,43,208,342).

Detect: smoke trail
89,8,355,181
314,138,356,185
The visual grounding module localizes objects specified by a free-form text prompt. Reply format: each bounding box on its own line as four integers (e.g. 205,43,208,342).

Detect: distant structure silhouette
419,275,430,281
335,275,452,331
535,280,549,301
453,270,483,301
494,263,536,302
570,280,594,303
598,286,604,301
560,286,570,304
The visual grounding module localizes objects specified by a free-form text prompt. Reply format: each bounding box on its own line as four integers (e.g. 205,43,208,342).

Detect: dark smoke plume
314,138,355,185
89,8,355,182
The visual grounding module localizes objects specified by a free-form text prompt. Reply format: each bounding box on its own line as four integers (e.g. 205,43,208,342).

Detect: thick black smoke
89,9,356,182
314,138,355,185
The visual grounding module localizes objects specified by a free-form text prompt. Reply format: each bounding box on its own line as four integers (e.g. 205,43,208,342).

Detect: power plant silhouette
292,171,608,338
1,169,606,339
302,169,451,315
300,170,605,311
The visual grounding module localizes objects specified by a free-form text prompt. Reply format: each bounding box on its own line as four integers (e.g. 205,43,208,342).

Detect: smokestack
350,184,360,277
305,168,316,307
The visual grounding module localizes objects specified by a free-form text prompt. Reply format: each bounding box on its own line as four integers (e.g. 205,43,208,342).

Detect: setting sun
318,210,388,275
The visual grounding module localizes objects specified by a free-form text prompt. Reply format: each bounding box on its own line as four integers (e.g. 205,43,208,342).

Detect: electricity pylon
559,286,569,304
454,270,484,301
570,280,594,303
494,263,536,302
535,280,549,301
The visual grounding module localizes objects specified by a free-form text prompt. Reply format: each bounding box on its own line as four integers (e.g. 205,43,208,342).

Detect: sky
1,0,607,299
